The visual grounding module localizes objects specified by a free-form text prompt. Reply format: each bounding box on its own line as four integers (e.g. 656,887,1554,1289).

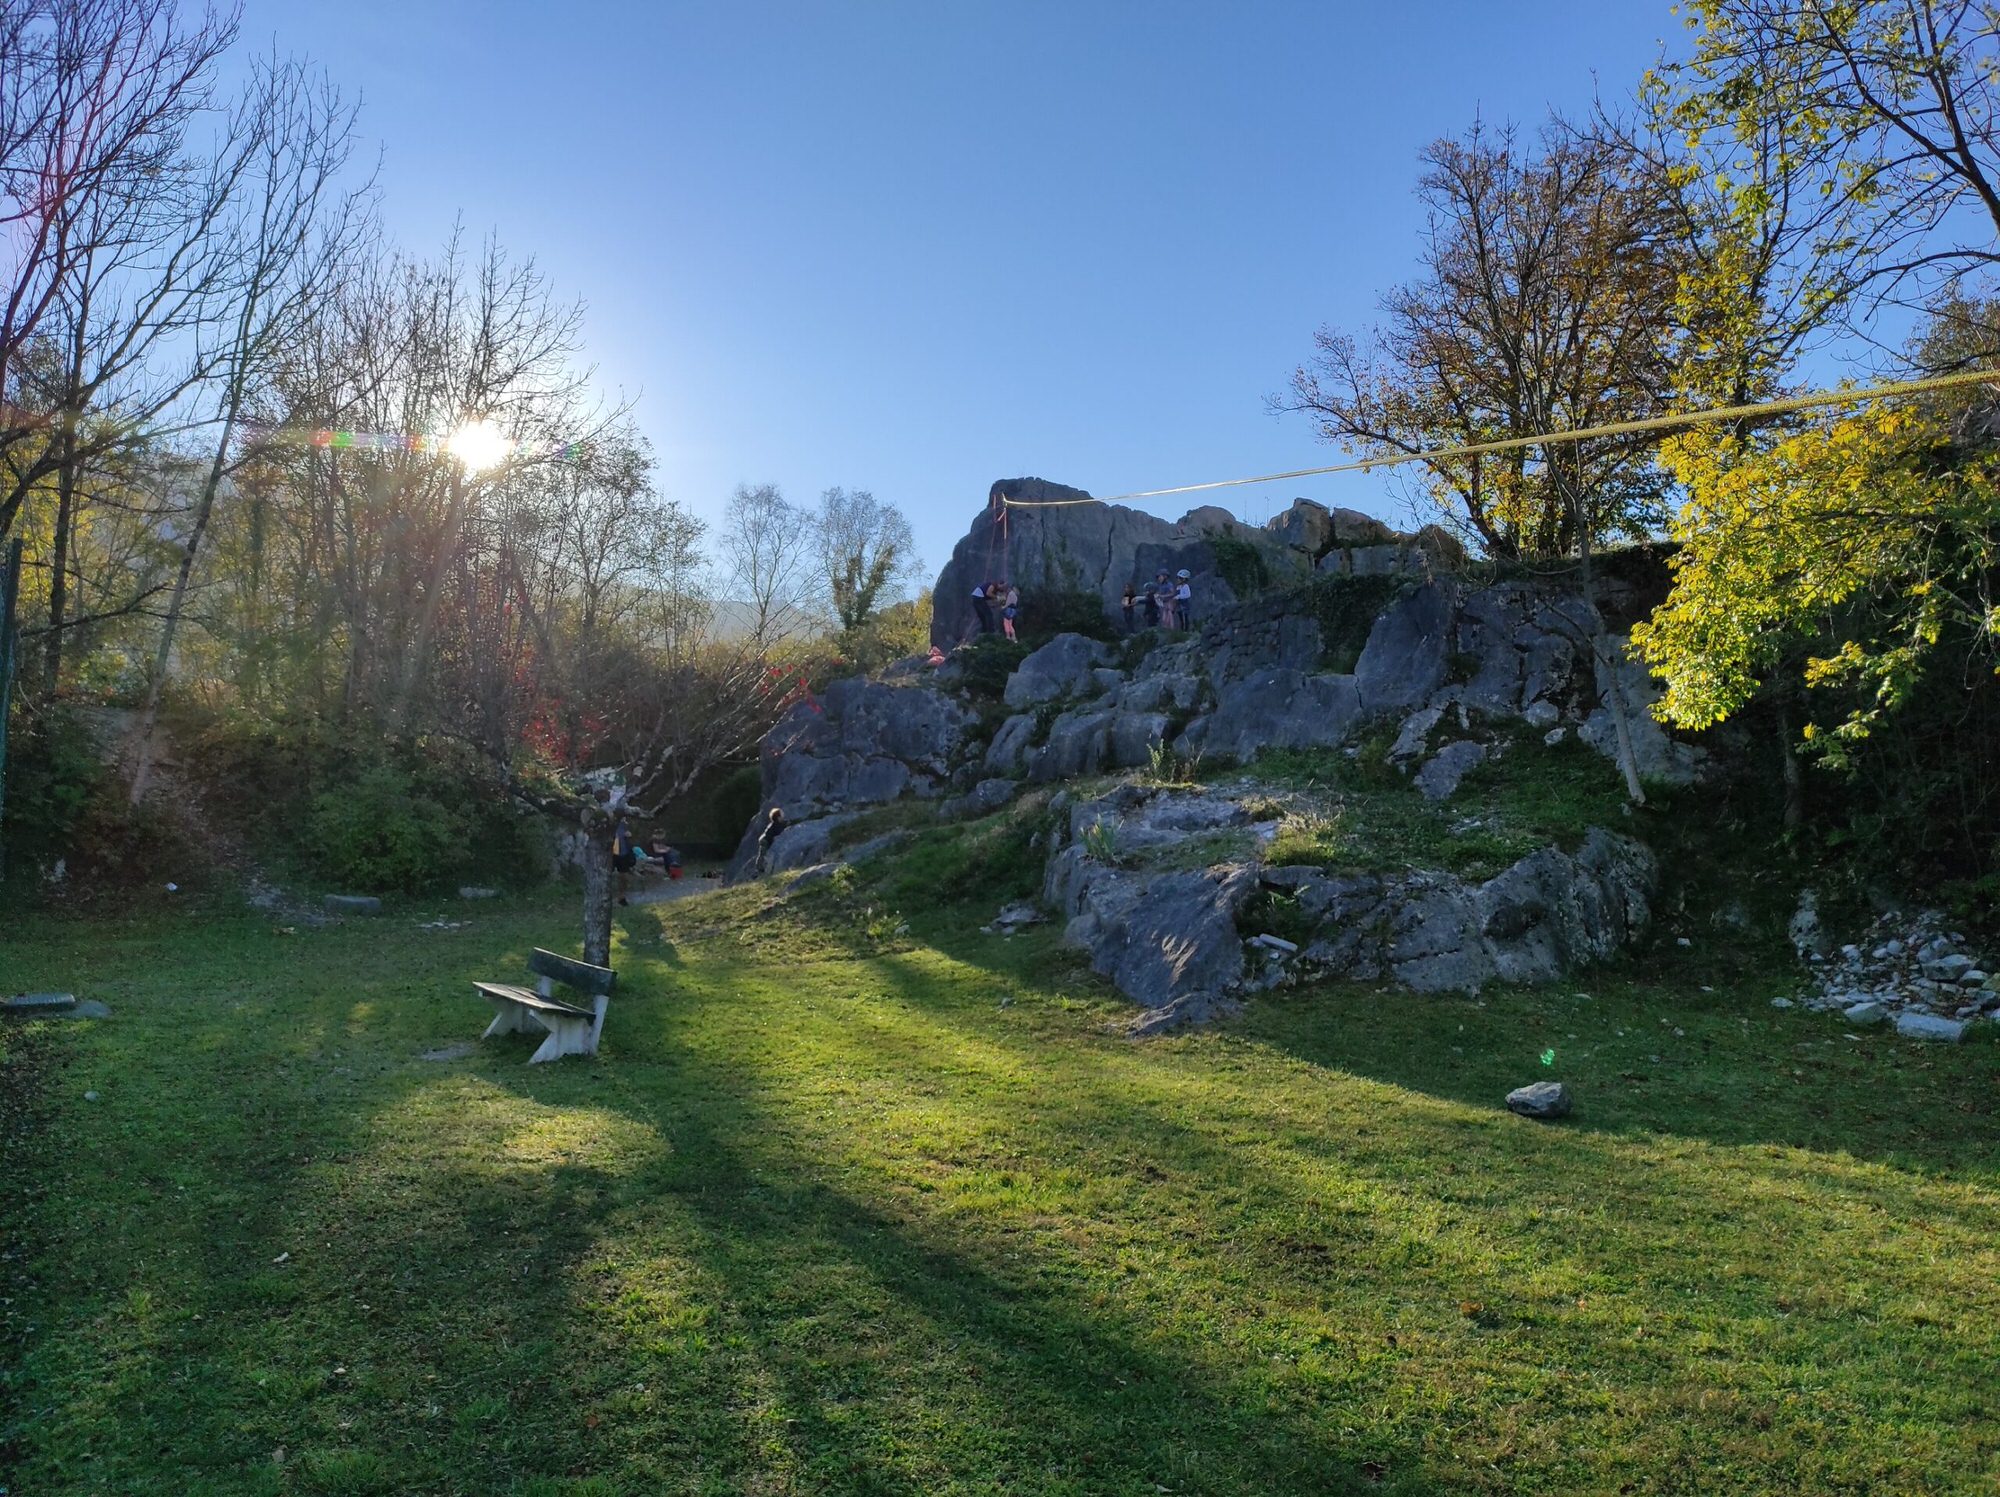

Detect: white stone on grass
1895,1012,1966,1042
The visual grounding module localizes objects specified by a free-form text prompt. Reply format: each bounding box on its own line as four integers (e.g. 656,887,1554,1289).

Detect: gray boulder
1116,673,1202,713
1264,497,1335,554
1505,1081,1573,1120
984,713,1038,775
1003,632,1114,709
1050,855,1258,1012
1110,711,1170,768
941,778,1019,820
1414,740,1487,801
1354,583,1453,715
1896,1012,1967,1042
1028,708,1116,783
1203,669,1362,763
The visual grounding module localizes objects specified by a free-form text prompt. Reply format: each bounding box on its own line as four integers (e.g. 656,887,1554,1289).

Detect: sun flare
446,418,510,473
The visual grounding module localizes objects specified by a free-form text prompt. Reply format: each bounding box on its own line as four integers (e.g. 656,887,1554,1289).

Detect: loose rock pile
1795,904,1999,1040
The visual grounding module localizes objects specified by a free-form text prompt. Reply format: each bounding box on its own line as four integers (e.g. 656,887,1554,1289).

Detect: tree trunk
128,391,241,804
1776,691,1804,834
42,417,76,695
581,819,614,966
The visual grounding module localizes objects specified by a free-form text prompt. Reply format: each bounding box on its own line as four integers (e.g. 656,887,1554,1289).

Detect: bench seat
471,949,617,1063
471,982,593,1019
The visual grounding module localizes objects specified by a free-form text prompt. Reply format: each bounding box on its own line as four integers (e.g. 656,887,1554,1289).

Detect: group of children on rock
969,566,1196,640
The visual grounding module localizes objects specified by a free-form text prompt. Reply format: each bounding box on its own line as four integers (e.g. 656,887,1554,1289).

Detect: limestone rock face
1203,669,1362,764
1045,843,1259,1015
1579,640,1707,786
984,713,1038,775
931,480,1260,646
1354,584,1453,715
1003,633,1115,709
728,678,977,877
1277,828,1657,994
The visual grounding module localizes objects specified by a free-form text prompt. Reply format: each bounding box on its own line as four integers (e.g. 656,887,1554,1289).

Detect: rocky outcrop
727,677,977,876
1202,669,1361,763
931,480,1258,646
1044,789,1266,1022
1263,828,1657,993
1003,633,1115,708
1037,784,1655,1017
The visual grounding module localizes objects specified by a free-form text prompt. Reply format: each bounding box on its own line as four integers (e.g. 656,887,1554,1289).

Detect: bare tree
0,0,236,543
721,481,816,645
1275,117,1683,560
128,50,372,801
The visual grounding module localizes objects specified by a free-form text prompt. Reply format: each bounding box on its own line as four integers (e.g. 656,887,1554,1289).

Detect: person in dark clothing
1121,583,1136,632
971,582,994,634
755,806,788,874
613,814,637,905
1142,580,1160,628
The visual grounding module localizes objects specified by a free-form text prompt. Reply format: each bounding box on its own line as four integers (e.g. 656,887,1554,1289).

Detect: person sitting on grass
755,806,788,874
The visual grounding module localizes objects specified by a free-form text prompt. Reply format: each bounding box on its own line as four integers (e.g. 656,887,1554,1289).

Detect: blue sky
236,1,1684,579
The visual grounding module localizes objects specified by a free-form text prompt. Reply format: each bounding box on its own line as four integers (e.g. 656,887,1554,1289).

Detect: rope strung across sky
998,367,2000,510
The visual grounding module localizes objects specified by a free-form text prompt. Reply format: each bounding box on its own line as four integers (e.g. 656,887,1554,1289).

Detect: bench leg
481,998,533,1038
528,1015,590,1064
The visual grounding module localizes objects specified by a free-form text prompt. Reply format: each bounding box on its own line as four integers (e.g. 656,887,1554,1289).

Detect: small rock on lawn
1895,1012,1966,1042
1506,1081,1572,1120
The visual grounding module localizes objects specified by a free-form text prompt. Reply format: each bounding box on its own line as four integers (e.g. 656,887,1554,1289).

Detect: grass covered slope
3,874,1999,1495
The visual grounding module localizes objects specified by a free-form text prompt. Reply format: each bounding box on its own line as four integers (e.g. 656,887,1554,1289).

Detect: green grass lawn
3,877,1999,1495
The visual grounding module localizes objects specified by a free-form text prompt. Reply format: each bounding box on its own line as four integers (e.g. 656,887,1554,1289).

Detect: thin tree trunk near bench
582,816,615,966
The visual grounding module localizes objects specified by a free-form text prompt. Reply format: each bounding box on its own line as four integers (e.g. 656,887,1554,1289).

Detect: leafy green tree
816,486,916,633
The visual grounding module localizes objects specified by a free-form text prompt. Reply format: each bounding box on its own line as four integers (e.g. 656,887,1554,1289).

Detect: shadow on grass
883,904,2000,1181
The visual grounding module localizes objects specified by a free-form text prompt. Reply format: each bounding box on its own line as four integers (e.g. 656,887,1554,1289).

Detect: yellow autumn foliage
1632,405,2000,747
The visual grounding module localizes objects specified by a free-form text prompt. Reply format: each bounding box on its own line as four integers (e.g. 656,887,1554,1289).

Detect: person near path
1121,582,1137,632
755,806,788,874
645,833,682,881
1001,582,1020,642
1175,569,1194,628
613,813,637,905
1142,576,1160,629
1154,569,1177,630
971,581,994,635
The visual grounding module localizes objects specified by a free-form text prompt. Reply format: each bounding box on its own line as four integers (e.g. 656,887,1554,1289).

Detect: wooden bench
472,948,617,1063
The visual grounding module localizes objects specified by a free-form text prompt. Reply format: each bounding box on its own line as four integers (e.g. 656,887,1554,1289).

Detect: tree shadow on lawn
900,918,2000,1181
460,1047,1419,1496
600,954,2000,1491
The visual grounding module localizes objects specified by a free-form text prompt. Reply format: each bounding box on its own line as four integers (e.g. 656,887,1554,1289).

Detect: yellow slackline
999,367,2000,510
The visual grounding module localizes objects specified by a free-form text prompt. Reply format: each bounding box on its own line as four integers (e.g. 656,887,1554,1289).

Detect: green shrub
306,764,465,894
0,710,104,862
956,637,1030,701
1210,535,1271,598
1018,587,1117,643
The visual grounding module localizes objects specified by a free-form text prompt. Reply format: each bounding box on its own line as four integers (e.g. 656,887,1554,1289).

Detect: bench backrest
528,948,617,997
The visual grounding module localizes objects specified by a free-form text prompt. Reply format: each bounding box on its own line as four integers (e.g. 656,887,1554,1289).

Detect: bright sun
447,418,511,473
